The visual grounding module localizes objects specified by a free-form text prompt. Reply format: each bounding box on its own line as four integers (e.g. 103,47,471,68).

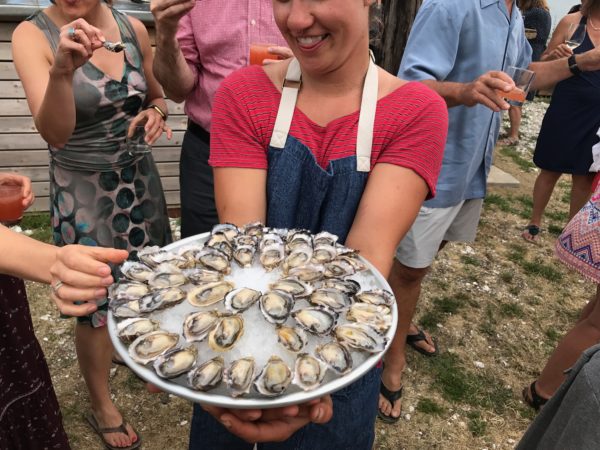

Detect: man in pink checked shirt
151,0,291,238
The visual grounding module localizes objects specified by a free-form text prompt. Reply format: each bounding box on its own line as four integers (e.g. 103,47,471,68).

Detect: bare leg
569,174,595,220
522,169,561,241
379,259,430,419
507,105,521,141
75,323,138,448
534,286,600,399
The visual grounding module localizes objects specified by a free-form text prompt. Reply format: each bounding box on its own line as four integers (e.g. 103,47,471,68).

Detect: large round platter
108,231,398,409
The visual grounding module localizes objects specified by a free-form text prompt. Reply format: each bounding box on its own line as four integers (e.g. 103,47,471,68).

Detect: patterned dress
29,9,172,327
0,275,70,449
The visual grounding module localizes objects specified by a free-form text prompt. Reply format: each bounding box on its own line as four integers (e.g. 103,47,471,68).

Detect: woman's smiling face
272,0,373,75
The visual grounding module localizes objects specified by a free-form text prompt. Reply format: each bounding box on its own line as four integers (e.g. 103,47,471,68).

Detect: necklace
589,16,600,31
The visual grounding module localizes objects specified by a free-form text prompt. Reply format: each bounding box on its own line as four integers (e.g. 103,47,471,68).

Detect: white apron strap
269,58,302,149
356,58,378,173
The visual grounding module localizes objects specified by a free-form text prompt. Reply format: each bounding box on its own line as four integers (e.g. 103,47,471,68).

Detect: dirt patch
24,101,591,449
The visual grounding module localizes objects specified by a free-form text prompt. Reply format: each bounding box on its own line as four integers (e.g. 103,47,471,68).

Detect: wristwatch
568,54,582,76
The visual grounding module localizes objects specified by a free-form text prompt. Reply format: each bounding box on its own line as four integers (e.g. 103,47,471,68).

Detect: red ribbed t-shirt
210,65,448,197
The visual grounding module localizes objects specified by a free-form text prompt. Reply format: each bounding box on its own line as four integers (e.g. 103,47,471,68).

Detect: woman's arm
213,168,267,225
540,14,577,61
345,164,429,279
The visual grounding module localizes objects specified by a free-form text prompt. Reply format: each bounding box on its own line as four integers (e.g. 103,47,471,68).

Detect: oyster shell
323,259,356,278
254,356,292,397
346,303,392,333
186,268,223,284
292,307,338,335
286,230,312,251
187,281,235,307
196,247,231,274
269,277,313,298
315,341,353,375
288,264,325,282
283,245,313,272
111,298,141,318
313,231,338,247
260,232,284,249
309,288,352,312
336,254,367,272
293,353,326,391
224,357,256,397
188,356,224,391
183,310,220,342
208,314,244,351
259,243,284,271
139,288,186,313
259,290,294,324
138,246,187,269
129,330,179,364
119,261,153,282
334,323,388,353
117,317,160,343
234,234,257,247
211,223,239,241
320,278,361,296
276,326,308,353
233,245,256,268
225,287,261,313
109,281,149,301
312,244,338,264
354,289,395,307
148,271,187,289
242,222,265,238
153,345,198,378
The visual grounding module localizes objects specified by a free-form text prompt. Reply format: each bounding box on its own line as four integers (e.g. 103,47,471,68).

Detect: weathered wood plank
0,42,12,61
0,22,17,42
0,61,17,80
0,98,32,115
0,80,24,98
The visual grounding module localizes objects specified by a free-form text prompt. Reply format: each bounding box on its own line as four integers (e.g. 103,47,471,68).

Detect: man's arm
530,45,600,91
151,0,197,103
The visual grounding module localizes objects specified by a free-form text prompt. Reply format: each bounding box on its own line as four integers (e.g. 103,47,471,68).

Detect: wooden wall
0,20,186,212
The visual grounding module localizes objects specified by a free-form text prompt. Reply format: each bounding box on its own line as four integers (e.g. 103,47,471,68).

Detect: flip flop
521,224,541,244
406,328,438,357
377,382,403,424
522,381,549,411
85,413,142,450
499,137,520,146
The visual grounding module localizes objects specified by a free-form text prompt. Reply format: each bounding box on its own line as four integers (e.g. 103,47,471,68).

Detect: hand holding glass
126,125,151,156
565,23,586,50
0,184,24,225
496,66,535,107
249,43,285,66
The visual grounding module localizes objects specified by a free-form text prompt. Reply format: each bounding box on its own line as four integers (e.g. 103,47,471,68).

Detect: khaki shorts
395,199,484,269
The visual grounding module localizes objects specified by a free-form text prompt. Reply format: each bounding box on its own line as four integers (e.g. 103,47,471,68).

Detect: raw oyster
148,270,187,289
336,254,367,272
242,222,264,237
195,247,231,274
293,353,326,391
188,356,224,391
260,232,284,249
119,261,153,282
225,287,261,313
276,326,308,353
224,357,255,397
309,288,352,311
259,243,284,271
313,231,338,247
323,259,356,278
138,246,187,269
334,323,388,353
254,356,292,397
211,223,239,241
320,278,361,296
117,317,160,343
109,281,149,301
315,341,353,375
269,277,313,298
139,288,186,313
283,245,313,272
234,234,257,247
354,289,395,307
129,330,179,364
183,310,220,342
153,345,198,378
233,245,256,268
208,314,244,351
346,303,392,333
187,281,235,307
186,268,223,284
312,244,337,264
259,290,294,324
286,230,312,251
206,232,234,259
288,264,325,282
292,307,338,335
111,298,140,318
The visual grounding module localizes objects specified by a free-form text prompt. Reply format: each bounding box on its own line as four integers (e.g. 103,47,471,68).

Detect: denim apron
189,58,382,450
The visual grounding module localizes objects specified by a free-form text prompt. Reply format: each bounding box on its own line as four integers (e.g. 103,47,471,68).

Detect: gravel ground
22,99,594,449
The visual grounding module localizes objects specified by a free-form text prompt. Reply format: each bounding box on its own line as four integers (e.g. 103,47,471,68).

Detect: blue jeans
188,366,381,450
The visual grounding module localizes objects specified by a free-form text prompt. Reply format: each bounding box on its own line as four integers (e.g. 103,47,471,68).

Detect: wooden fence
0,20,186,212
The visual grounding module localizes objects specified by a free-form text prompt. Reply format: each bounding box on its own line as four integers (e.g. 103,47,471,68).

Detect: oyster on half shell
117,317,160,343
259,290,294,324
224,357,256,397
129,330,179,365
254,356,292,397
153,345,198,378
292,307,338,335
208,314,244,352
188,356,224,391
187,281,235,307
334,323,388,353
315,341,353,375
293,353,326,391
183,310,220,342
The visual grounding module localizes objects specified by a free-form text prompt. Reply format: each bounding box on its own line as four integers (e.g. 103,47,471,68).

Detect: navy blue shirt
399,0,532,207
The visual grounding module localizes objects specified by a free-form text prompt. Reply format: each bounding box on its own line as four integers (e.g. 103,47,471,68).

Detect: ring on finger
51,280,64,295
67,27,76,40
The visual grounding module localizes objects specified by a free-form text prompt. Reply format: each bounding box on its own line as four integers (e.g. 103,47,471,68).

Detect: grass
499,147,537,172
520,259,563,282
460,255,481,267
416,398,446,416
418,293,471,329
499,302,524,318
500,271,514,283
20,212,53,243
545,327,561,345
467,411,487,437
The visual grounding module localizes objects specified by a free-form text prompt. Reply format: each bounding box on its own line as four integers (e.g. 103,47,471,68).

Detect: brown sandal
85,413,141,450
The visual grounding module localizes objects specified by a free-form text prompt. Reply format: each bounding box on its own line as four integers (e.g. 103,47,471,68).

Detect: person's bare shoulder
262,59,290,94
12,19,53,62
377,68,407,99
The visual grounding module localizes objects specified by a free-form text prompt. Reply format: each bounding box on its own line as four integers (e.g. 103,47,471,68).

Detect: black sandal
406,328,438,357
521,224,541,243
522,381,549,411
377,382,403,424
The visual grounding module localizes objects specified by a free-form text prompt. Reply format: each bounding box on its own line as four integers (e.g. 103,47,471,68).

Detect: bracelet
568,54,581,76
146,103,167,120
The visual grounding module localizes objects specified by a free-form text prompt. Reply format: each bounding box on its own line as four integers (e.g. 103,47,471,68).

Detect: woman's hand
128,109,173,146
546,43,573,61
262,46,293,65
52,19,106,77
49,246,128,316
0,172,35,210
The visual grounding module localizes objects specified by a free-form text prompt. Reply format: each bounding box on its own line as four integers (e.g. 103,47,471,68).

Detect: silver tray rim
108,232,398,409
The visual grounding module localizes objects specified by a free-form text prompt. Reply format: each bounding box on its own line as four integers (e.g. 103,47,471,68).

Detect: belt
187,120,211,144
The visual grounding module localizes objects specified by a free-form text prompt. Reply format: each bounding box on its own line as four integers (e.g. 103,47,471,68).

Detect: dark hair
582,0,600,15
518,0,549,11
49,0,113,5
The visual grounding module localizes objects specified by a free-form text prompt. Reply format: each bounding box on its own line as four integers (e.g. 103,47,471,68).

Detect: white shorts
395,199,484,269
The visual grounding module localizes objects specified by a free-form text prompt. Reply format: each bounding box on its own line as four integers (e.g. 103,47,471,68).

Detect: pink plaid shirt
177,0,286,131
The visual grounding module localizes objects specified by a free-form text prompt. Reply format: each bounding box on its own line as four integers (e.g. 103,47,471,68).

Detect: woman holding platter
12,0,172,447
188,0,448,446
